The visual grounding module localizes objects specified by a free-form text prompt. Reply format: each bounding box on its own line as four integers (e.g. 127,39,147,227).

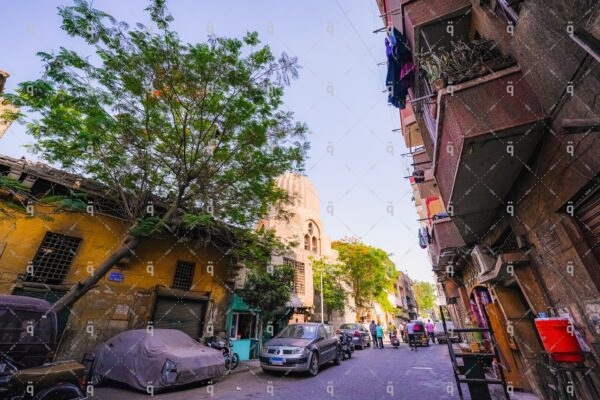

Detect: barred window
26,232,81,284
172,261,195,290
283,257,305,295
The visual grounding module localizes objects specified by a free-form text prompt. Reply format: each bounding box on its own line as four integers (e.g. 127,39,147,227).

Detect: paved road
91,340,471,400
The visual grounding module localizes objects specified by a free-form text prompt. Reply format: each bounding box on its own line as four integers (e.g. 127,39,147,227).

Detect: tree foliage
238,263,294,324
413,281,436,317
312,258,347,321
332,239,397,314
3,0,308,312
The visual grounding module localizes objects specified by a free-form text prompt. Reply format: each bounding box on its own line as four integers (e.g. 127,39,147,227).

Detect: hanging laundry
425,227,432,244
384,27,414,109
418,230,427,249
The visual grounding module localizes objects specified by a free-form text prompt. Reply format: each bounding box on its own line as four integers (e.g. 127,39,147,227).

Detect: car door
318,325,335,362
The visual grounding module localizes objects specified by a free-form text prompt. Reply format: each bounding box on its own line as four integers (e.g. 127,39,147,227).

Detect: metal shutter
152,297,207,338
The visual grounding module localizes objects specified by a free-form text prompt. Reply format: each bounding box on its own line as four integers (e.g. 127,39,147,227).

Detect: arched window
308,223,314,235
311,236,318,253
304,234,310,251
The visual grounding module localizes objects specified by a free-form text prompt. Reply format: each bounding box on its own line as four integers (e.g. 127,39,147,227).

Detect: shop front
227,295,260,361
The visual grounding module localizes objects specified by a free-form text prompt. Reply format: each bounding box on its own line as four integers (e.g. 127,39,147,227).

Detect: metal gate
152,296,207,338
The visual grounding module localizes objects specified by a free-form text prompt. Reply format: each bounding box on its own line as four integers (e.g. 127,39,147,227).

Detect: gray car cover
92,329,226,391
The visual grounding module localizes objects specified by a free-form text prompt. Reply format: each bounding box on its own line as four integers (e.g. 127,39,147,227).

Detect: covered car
91,328,225,391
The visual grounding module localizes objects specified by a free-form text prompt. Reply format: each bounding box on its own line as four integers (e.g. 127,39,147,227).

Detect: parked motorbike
389,332,400,349
337,331,355,360
204,336,240,371
0,353,87,400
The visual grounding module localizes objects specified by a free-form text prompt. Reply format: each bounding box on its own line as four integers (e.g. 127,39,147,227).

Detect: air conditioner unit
471,245,496,275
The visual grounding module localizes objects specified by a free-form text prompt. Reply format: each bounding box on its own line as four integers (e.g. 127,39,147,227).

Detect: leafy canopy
4,0,308,239
332,239,397,312
312,258,347,319
412,281,436,317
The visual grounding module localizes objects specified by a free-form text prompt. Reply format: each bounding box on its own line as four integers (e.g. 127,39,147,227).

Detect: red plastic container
534,318,584,363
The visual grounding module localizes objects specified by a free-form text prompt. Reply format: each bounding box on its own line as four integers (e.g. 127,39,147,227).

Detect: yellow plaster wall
0,202,233,360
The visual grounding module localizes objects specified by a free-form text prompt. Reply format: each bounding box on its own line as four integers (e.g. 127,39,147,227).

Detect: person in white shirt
406,321,417,351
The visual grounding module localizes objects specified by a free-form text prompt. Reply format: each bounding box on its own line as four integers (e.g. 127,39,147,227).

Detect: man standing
375,322,384,349
406,320,417,351
426,319,435,344
369,320,378,349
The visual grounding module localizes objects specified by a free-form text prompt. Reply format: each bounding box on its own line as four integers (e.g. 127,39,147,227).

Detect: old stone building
0,154,240,362
377,0,600,398
259,172,356,328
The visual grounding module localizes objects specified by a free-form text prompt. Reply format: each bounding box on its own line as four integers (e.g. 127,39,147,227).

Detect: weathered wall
0,202,233,361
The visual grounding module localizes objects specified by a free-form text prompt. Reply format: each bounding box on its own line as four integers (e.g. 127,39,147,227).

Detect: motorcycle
204,336,240,371
0,353,88,400
337,331,355,360
389,332,400,349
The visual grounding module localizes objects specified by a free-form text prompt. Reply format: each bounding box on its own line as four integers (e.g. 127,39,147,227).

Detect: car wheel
308,352,319,377
333,348,342,366
230,353,240,370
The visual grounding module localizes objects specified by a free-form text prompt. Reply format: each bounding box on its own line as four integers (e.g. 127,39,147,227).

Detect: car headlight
161,359,178,385
291,347,307,355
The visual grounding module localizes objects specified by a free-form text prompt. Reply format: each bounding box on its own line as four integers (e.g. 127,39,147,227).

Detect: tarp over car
92,329,226,391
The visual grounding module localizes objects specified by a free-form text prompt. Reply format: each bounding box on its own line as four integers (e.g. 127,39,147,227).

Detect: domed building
260,173,355,327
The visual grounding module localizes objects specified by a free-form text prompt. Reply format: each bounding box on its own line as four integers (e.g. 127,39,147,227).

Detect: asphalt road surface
90,339,485,400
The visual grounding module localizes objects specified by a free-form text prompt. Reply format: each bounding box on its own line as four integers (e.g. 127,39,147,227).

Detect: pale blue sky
0,0,434,282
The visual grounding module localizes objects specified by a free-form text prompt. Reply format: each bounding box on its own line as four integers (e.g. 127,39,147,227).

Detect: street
91,342,465,400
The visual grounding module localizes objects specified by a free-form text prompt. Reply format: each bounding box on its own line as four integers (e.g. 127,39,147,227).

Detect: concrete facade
378,0,600,397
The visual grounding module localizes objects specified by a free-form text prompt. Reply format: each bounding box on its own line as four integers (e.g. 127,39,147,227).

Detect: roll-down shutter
152,296,207,338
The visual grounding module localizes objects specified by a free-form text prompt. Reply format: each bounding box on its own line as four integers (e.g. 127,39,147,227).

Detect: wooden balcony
433,66,546,244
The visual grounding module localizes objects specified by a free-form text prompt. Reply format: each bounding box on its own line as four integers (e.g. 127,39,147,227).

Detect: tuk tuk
0,295,57,368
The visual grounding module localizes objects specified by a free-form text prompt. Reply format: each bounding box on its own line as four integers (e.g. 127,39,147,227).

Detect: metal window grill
172,261,195,290
26,232,81,284
283,257,305,296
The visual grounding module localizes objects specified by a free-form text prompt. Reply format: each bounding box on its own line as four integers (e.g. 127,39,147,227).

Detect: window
283,257,305,295
229,312,257,339
304,234,310,251
172,261,195,290
308,223,314,235
26,232,81,284
318,325,327,339
311,236,318,253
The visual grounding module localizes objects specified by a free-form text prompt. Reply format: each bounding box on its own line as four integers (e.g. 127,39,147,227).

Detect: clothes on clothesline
384,27,414,109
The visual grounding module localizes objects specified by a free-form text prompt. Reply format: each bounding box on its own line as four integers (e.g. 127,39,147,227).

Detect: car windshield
339,324,357,330
277,324,317,339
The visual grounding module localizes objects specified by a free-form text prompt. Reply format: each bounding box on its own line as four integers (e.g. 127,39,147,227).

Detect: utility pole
320,271,324,323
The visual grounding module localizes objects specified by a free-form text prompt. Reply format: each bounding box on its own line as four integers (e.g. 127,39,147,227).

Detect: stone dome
276,172,320,213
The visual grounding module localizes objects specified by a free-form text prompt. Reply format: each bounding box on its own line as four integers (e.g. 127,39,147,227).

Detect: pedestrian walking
369,320,378,349
375,322,384,349
406,320,417,351
398,322,405,342
426,319,435,344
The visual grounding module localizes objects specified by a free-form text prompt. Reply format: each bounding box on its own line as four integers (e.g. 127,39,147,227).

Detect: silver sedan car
260,323,342,376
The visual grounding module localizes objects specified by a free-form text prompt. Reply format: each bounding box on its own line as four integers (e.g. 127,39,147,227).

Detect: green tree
312,258,347,322
413,281,436,317
332,239,397,316
4,0,308,313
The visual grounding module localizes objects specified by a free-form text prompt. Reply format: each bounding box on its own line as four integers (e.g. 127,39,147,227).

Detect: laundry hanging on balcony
418,227,430,249
384,27,415,109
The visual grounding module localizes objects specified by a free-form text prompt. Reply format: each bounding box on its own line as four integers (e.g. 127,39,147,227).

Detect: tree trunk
50,235,142,314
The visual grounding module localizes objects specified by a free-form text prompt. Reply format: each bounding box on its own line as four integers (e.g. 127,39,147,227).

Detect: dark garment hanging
385,28,413,109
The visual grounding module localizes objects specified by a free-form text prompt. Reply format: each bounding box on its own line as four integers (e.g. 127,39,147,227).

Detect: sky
0,0,434,283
